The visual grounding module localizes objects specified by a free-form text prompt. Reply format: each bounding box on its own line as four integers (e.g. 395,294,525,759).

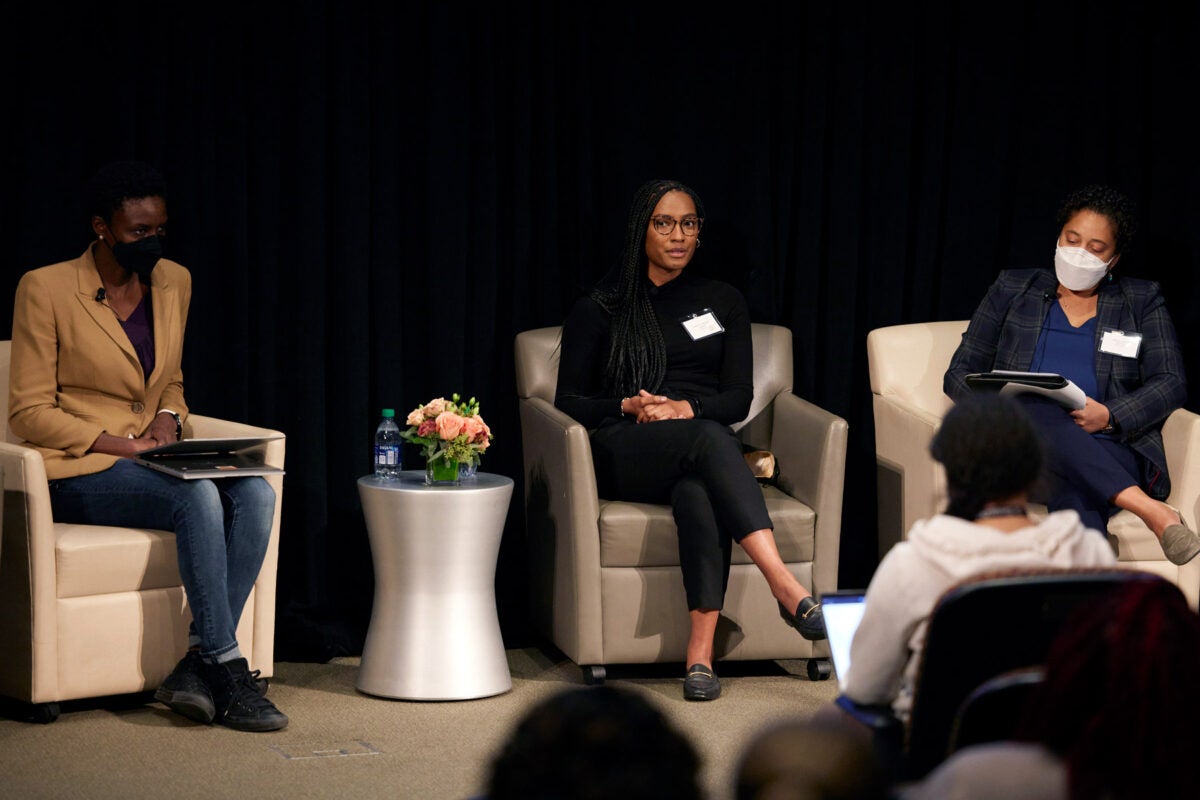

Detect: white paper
999,379,1086,410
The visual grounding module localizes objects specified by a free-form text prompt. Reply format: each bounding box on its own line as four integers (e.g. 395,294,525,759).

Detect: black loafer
683,664,721,701
779,597,827,641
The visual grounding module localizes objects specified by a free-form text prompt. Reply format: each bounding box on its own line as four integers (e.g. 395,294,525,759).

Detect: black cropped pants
589,418,773,610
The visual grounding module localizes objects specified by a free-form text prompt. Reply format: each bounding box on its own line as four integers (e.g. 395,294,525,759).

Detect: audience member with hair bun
484,685,702,800
554,179,826,702
900,578,1200,800
944,184,1195,564
835,394,1115,726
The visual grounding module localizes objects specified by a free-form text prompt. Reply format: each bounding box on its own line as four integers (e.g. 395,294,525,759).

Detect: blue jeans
49,460,276,662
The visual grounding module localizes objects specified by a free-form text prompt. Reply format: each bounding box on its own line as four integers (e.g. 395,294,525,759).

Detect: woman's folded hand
634,391,695,423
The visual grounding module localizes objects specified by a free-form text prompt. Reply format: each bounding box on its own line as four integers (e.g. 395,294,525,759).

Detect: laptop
134,435,285,480
820,589,868,687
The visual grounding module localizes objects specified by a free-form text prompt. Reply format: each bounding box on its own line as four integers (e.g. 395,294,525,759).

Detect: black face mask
110,236,163,280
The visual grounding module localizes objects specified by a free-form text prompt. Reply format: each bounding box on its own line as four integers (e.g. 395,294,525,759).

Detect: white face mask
1054,243,1113,291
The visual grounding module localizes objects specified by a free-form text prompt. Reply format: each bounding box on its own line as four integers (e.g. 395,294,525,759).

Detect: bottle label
376,445,400,466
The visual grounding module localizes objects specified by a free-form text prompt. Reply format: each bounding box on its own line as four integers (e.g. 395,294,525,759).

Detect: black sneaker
203,657,289,732
154,650,216,724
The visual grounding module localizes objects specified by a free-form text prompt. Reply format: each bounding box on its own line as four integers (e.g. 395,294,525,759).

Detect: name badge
681,309,724,341
1099,328,1142,359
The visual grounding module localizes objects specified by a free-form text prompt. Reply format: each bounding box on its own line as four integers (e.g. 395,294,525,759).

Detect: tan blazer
9,243,191,479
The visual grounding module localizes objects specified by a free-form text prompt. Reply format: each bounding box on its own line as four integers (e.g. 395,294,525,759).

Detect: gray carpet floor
0,647,840,800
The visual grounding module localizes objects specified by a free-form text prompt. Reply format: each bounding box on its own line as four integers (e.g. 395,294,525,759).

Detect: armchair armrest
1163,407,1200,529
873,393,947,542
770,392,848,593
518,396,604,664
0,442,61,701
0,440,56,539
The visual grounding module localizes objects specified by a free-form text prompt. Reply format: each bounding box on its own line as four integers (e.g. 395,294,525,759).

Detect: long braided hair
591,179,706,398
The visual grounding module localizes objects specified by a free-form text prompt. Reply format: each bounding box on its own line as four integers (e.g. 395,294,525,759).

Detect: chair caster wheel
582,665,606,685
807,659,832,681
29,702,60,724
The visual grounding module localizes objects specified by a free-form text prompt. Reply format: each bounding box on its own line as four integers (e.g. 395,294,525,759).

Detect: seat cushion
598,486,815,567
55,523,182,598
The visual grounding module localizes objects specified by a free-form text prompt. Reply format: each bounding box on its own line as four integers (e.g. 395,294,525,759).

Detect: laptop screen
820,590,868,688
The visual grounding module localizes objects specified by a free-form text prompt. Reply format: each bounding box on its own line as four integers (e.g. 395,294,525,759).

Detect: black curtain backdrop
6,3,1198,660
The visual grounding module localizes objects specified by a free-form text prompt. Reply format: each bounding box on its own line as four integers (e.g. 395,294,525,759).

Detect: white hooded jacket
841,510,1117,720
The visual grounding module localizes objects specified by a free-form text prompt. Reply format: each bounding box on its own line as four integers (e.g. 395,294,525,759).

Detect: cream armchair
0,340,284,722
867,321,1200,608
514,324,847,683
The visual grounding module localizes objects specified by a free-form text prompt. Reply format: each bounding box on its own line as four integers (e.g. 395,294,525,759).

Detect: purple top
120,292,156,380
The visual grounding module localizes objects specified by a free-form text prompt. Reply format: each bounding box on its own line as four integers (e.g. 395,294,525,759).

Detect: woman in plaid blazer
944,185,1196,565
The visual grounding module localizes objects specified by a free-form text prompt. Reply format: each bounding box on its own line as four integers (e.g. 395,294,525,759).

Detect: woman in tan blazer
8,161,287,732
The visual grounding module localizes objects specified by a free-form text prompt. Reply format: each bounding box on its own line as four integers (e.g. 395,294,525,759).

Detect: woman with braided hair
554,179,825,702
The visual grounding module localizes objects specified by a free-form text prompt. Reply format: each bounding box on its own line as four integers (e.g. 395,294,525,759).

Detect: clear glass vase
459,456,479,480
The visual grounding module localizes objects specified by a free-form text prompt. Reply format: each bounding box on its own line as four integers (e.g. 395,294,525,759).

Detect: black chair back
947,666,1045,754
903,567,1166,781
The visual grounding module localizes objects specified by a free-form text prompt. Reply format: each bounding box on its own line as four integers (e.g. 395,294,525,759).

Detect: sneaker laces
249,668,270,694
232,667,276,710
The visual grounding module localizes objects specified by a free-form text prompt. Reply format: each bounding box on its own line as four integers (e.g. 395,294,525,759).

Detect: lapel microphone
95,288,106,302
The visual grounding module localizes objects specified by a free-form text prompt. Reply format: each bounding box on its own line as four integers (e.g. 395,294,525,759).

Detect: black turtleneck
555,272,754,429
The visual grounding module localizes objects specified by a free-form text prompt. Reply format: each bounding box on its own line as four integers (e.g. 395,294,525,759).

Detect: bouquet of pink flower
401,393,493,470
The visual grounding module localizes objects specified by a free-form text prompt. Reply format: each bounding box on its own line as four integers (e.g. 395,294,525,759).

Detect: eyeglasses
649,215,703,236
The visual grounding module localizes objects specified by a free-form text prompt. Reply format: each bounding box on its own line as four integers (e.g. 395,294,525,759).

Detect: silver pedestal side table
356,471,514,700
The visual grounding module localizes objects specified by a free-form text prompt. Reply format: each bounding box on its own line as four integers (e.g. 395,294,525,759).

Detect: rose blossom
460,415,485,442
406,408,425,426
436,411,466,441
417,419,437,437
424,398,448,417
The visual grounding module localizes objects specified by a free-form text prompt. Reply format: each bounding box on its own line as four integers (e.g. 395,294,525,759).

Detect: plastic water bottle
374,409,402,480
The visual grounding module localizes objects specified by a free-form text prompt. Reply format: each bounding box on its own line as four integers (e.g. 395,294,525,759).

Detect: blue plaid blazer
944,268,1187,499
